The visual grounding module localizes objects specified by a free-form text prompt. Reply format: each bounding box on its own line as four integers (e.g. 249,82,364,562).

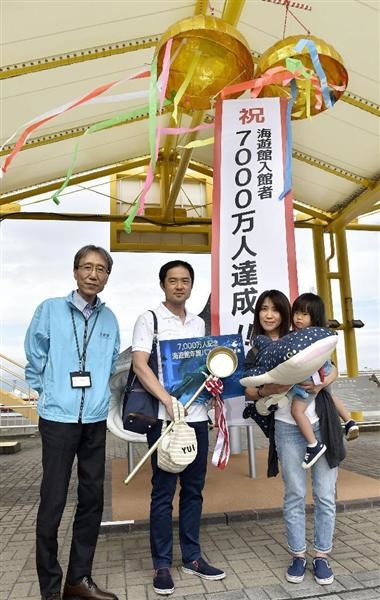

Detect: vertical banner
211,97,298,425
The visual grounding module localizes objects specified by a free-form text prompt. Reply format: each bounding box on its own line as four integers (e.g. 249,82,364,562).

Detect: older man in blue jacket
25,245,120,600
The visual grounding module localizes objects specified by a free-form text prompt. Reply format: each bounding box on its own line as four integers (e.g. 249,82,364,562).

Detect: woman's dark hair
292,293,326,327
159,260,194,286
252,289,291,338
73,245,113,273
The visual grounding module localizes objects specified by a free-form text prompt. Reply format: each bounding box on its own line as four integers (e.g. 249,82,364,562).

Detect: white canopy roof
1,0,379,223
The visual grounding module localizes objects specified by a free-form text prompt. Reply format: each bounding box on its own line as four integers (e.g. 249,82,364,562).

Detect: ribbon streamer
1,69,150,174
204,378,230,470
51,103,156,205
172,53,200,123
279,78,297,201
293,38,332,109
211,393,230,470
159,38,173,112
123,121,214,229
179,137,214,149
148,56,159,171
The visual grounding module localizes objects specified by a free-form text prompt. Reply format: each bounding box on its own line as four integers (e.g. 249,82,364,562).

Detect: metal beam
293,201,332,222
0,35,160,79
0,156,151,204
0,105,172,157
0,211,213,224
325,182,380,233
292,150,374,188
295,221,380,232
0,157,213,205
342,91,380,118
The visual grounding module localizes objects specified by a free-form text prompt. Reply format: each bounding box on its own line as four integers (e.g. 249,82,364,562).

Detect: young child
291,293,359,470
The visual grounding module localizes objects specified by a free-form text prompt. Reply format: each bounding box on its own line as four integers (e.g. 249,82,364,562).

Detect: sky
1,177,379,374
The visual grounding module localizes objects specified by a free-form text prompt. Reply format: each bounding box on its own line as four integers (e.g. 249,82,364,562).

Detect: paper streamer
1,69,150,174
172,53,200,123
179,137,214,149
123,121,214,229
279,78,297,201
211,393,230,469
159,38,173,112
293,38,332,109
51,103,156,204
148,56,159,171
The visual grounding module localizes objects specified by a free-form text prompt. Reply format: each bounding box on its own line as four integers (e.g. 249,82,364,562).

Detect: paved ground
1,374,379,600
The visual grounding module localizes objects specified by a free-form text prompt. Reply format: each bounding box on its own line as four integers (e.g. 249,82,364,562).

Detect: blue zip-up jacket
24,292,120,424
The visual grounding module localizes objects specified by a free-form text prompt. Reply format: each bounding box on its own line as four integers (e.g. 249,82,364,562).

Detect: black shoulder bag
122,310,159,434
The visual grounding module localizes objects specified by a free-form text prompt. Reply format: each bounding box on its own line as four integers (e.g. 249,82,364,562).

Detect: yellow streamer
172,54,200,123
179,137,214,149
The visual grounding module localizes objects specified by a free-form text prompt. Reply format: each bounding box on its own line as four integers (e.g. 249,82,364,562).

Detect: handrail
0,352,38,400
0,352,25,369
1,363,25,380
0,375,37,399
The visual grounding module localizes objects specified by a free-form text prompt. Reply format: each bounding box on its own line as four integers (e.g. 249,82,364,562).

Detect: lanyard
70,308,99,370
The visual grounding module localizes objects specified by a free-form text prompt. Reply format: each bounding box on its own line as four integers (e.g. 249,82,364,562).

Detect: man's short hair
73,245,113,274
159,260,194,286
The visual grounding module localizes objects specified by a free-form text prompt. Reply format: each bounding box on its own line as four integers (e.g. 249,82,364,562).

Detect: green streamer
148,56,158,173
123,197,141,233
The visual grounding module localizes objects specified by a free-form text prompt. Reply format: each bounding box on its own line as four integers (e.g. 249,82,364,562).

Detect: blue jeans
147,420,209,568
275,420,337,555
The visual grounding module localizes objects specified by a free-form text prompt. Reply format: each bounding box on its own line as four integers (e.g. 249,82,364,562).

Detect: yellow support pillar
312,226,330,306
313,227,338,366
335,228,359,376
222,0,246,25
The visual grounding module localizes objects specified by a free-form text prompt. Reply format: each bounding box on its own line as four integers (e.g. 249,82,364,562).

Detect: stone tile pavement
1,374,380,600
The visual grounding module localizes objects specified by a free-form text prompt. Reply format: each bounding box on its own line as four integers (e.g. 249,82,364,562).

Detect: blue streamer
279,79,297,201
293,38,332,109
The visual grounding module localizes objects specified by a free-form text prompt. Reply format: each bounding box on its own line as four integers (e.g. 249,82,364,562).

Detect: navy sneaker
312,557,334,585
153,568,174,595
302,441,326,469
182,557,225,580
285,557,307,583
345,420,359,441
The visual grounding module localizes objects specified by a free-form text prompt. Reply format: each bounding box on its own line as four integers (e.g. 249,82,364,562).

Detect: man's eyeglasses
77,263,109,276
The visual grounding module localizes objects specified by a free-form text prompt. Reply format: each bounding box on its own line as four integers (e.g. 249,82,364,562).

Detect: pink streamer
2,69,150,174
135,122,214,215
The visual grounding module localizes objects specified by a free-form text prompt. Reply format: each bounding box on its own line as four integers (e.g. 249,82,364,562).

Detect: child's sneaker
286,556,307,583
302,441,326,469
345,420,359,441
312,557,334,585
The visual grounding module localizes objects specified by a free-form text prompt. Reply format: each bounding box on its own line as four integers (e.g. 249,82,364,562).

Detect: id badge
70,371,92,388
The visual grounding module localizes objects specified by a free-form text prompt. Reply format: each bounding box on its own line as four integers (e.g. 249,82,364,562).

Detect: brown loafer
63,576,118,599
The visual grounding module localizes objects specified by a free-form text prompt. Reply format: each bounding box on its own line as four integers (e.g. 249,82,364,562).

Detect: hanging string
282,0,310,37
282,0,290,39
287,6,311,34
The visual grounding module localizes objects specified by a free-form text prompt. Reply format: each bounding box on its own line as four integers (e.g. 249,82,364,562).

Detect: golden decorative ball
255,35,348,119
156,15,255,111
